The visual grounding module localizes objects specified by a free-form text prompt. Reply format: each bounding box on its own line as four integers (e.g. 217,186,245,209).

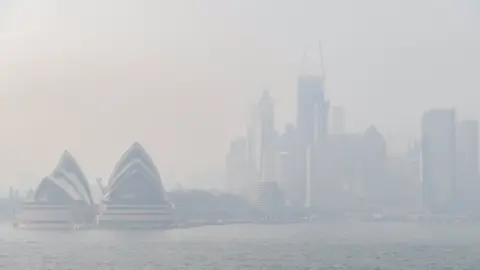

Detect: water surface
1,222,479,269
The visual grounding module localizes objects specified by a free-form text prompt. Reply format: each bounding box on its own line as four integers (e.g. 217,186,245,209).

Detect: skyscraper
455,120,479,212
330,106,346,134
296,75,328,147
296,74,330,209
249,91,283,212
277,124,300,206
248,90,277,182
421,109,456,213
295,42,330,209
226,137,250,196
310,133,364,213
362,126,387,207
257,90,276,183
257,181,284,220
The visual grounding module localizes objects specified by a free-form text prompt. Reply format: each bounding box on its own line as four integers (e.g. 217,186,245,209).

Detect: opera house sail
14,151,95,229
97,142,175,229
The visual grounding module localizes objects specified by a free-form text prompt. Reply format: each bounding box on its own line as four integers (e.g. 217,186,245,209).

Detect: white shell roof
107,142,164,193
33,150,93,204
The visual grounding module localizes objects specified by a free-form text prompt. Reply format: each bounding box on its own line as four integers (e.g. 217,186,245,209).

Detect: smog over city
0,0,480,269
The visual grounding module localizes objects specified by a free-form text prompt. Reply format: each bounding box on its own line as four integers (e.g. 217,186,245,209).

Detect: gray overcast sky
0,0,479,190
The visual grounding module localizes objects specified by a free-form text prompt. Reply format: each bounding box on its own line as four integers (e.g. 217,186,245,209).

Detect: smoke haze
0,0,479,191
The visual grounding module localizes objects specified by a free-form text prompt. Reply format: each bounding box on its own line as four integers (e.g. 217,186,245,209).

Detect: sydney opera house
14,151,96,229
14,143,175,229
96,142,175,229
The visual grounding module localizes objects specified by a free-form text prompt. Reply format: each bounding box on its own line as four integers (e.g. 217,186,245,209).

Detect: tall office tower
226,137,251,196
295,42,330,209
257,90,277,183
421,109,456,213
330,106,346,134
249,91,282,212
405,140,423,210
247,105,262,181
277,124,302,207
362,126,387,208
257,181,284,220
387,152,422,211
296,75,329,209
296,75,328,147
248,90,277,182
311,133,364,213
246,91,278,201
278,124,296,153
455,120,479,212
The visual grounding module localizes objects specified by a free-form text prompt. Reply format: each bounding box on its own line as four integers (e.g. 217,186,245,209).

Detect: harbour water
2,221,480,269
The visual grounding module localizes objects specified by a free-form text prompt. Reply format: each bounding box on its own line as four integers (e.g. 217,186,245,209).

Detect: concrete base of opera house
95,203,176,230
13,202,96,230
13,202,177,230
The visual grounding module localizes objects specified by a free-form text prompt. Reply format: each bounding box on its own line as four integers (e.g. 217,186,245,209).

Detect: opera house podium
96,143,175,229
14,151,95,229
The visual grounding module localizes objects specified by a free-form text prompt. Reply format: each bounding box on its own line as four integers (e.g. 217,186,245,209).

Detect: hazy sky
0,0,479,190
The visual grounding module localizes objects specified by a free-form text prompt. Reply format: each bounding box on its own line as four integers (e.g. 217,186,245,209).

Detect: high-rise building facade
296,75,328,147
387,152,422,211
362,126,387,208
257,90,277,183
257,181,284,220
296,75,329,209
421,109,456,213
330,106,346,134
455,120,479,212
311,133,364,213
277,124,302,207
226,137,251,196
247,105,262,179
246,90,277,192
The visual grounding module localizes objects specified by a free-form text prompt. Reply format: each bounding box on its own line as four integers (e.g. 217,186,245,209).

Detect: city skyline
227,87,479,215
2,2,480,269
0,1,479,193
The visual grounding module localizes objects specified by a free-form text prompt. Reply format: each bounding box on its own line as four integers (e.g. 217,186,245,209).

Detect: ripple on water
0,223,480,269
